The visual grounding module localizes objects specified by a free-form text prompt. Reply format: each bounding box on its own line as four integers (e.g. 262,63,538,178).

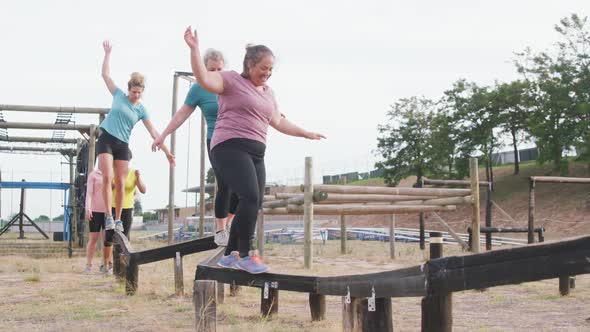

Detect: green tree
375,97,436,186
36,215,50,222
515,14,590,172
490,80,531,175
428,105,463,178
134,199,142,215
53,214,64,221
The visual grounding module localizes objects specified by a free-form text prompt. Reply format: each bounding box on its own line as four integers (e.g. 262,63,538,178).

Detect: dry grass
1,239,589,331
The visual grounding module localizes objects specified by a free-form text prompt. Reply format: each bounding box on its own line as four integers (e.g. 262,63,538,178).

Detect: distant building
491,147,538,165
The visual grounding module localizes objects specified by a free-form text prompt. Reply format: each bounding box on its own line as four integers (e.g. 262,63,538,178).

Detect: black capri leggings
207,140,239,218
210,138,265,257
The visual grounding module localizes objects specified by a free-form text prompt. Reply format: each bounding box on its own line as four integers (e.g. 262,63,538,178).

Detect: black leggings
207,140,239,217
211,138,265,257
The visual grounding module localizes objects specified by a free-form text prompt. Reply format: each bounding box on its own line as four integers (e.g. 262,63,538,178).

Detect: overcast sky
0,0,588,219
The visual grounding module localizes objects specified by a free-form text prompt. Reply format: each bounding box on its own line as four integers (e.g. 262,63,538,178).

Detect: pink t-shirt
209,70,277,149
85,169,106,213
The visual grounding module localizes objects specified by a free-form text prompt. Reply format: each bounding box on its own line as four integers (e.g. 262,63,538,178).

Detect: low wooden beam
311,184,471,197
531,176,590,184
263,204,456,215
423,178,490,187
321,193,439,203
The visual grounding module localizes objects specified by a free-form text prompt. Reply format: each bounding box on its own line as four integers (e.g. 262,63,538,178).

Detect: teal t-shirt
184,84,218,141
100,87,149,143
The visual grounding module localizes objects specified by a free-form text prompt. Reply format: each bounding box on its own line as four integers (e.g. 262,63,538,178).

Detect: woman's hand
103,40,112,55
152,135,164,152
184,26,199,50
85,209,93,222
303,131,327,140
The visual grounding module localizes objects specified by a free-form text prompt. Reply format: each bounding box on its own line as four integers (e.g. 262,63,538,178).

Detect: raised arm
101,41,117,95
143,118,176,167
184,27,224,94
269,109,326,140
152,104,195,152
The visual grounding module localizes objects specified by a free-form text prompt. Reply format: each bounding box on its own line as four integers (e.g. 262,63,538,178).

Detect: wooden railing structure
194,233,590,331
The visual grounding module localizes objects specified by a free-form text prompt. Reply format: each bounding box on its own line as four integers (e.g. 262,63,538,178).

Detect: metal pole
69,154,77,245
199,115,206,238
0,122,92,131
0,136,78,144
86,127,97,247
0,104,109,114
168,75,179,244
0,146,77,154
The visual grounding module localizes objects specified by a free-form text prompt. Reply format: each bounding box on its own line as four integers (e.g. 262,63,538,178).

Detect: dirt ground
1,239,589,332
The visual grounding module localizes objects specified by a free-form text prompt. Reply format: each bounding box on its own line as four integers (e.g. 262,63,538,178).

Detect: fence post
469,158,481,253
193,280,217,332
260,282,279,317
421,232,452,332
340,214,347,254
389,214,396,259
309,293,326,321
217,282,225,304
342,295,393,332
174,251,184,296
229,282,241,297
528,178,536,244
485,183,493,251
113,242,125,280
304,156,313,270
125,256,138,296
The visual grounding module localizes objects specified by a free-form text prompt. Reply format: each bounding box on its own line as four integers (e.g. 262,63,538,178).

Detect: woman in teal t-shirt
97,40,175,232
152,49,237,246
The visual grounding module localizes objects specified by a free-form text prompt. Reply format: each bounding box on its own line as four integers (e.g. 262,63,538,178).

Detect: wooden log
260,282,279,317
528,178,536,244
423,178,490,187
480,227,545,233
304,157,313,270
419,212,425,250
113,242,125,280
321,193,438,203
262,204,457,215
193,280,217,332
263,195,275,201
422,231,452,332
530,176,590,184
389,215,395,259
340,215,347,255
309,294,326,321
273,191,328,203
559,275,570,296
469,158,481,253
312,184,471,197
125,256,138,296
395,196,472,206
174,252,184,297
431,212,469,251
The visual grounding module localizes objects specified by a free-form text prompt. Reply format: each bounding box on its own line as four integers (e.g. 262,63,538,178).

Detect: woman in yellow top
104,151,146,268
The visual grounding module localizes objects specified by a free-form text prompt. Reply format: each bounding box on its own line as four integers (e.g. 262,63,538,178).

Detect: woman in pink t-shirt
182,27,325,274
83,160,112,274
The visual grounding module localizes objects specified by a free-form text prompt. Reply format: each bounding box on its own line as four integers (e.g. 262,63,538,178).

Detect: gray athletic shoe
114,220,124,232
105,216,115,230
214,230,229,246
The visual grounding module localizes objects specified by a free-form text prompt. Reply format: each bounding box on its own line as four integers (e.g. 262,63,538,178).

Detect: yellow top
112,169,137,209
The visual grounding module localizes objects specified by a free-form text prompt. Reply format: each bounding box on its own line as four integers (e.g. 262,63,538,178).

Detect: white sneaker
105,217,115,230
83,265,92,274
214,230,229,246
114,220,124,232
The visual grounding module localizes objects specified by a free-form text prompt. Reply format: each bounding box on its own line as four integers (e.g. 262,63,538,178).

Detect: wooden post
417,179,425,250
309,294,326,321
304,157,313,270
229,282,241,297
174,252,184,297
469,158,481,253
113,242,125,280
199,114,206,238
559,275,571,296
528,178,536,244
125,256,138,295
485,183,492,251
389,214,395,259
217,282,225,304
194,280,217,332
342,296,392,332
256,209,265,257
260,282,279,317
421,231,452,332
340,214,347,255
